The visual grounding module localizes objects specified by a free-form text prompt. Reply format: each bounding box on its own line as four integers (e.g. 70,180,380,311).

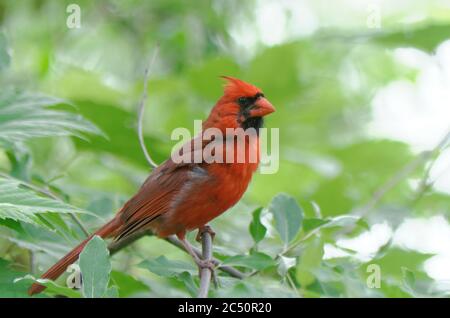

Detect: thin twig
137,46,160,169
357,151,431,217
0,172,90,237
197,231,213,298
411,129,450,205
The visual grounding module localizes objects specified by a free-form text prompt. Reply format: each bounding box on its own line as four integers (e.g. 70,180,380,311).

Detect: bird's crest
221,76,261,99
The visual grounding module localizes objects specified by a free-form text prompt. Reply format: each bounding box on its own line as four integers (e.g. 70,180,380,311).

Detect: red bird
29,77,275,295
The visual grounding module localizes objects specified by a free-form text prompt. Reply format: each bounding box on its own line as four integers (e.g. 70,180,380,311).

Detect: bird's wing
114,136,211,240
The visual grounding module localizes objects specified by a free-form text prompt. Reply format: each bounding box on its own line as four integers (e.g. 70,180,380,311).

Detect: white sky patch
255,1,287,46
392,216,450,281
335,223,393,261
229,0,318,60
393,216,450,254
369,40,450,194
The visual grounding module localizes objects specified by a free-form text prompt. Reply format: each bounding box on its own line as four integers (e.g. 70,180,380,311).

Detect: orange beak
250,97,276,117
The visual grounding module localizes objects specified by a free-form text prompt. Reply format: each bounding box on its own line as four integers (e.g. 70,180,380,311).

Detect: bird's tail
28,217,121,296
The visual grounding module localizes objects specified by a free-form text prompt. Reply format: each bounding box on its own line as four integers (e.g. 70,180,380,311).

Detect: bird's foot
196,225,216,242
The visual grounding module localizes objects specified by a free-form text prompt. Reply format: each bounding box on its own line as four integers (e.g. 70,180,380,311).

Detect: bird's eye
238,97,248,106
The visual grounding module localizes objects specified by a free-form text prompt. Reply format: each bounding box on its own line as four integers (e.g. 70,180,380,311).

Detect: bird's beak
250,97,276,117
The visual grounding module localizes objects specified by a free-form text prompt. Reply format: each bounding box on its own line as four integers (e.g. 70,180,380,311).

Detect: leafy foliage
0,176,87,227
0,0,449,299
0,90,103,147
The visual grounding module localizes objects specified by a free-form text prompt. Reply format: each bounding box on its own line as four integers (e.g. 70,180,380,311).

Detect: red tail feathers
28,217,121,296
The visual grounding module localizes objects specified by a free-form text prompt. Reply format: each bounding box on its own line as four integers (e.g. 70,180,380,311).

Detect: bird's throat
241,116,264,132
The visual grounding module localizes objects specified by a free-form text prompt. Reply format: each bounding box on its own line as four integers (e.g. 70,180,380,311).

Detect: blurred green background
1,0,450,298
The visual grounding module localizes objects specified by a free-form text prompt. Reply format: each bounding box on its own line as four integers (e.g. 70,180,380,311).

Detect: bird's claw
196,225,216,242
196,259,215,271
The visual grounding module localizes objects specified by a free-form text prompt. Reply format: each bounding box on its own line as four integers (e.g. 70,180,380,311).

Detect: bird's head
204,76,275,131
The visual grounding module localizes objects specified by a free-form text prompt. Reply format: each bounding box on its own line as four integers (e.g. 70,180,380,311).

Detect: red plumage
28,77,275,295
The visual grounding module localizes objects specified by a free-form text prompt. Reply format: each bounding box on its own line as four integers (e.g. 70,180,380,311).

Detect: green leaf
302,218,330,233
0,176,89,228
0,259,30,297
323,215,361,229
110,271,150,297
249,207,266,244
0,90,103,145
222,252,275,270
79,236,111,298
104,286,119,298
175,272,198,297
15,275,81,298
268,193,303,244
402,267,416,290
370,248,432,280
72,100,170,167
139,256,196,277
296,237,324,287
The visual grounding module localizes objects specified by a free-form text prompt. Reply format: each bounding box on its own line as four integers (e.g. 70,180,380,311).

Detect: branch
137,46,160,169
197,231,213,298
108,230,246,279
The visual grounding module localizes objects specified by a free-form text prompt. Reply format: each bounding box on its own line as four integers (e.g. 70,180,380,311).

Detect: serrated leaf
249,207,266,244
79,236,111,298
268,193,303,244
0,89,103,145
0,176,89,228
222,252,275,270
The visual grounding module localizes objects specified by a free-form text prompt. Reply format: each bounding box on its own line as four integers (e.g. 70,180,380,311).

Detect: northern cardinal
29,76,275,295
